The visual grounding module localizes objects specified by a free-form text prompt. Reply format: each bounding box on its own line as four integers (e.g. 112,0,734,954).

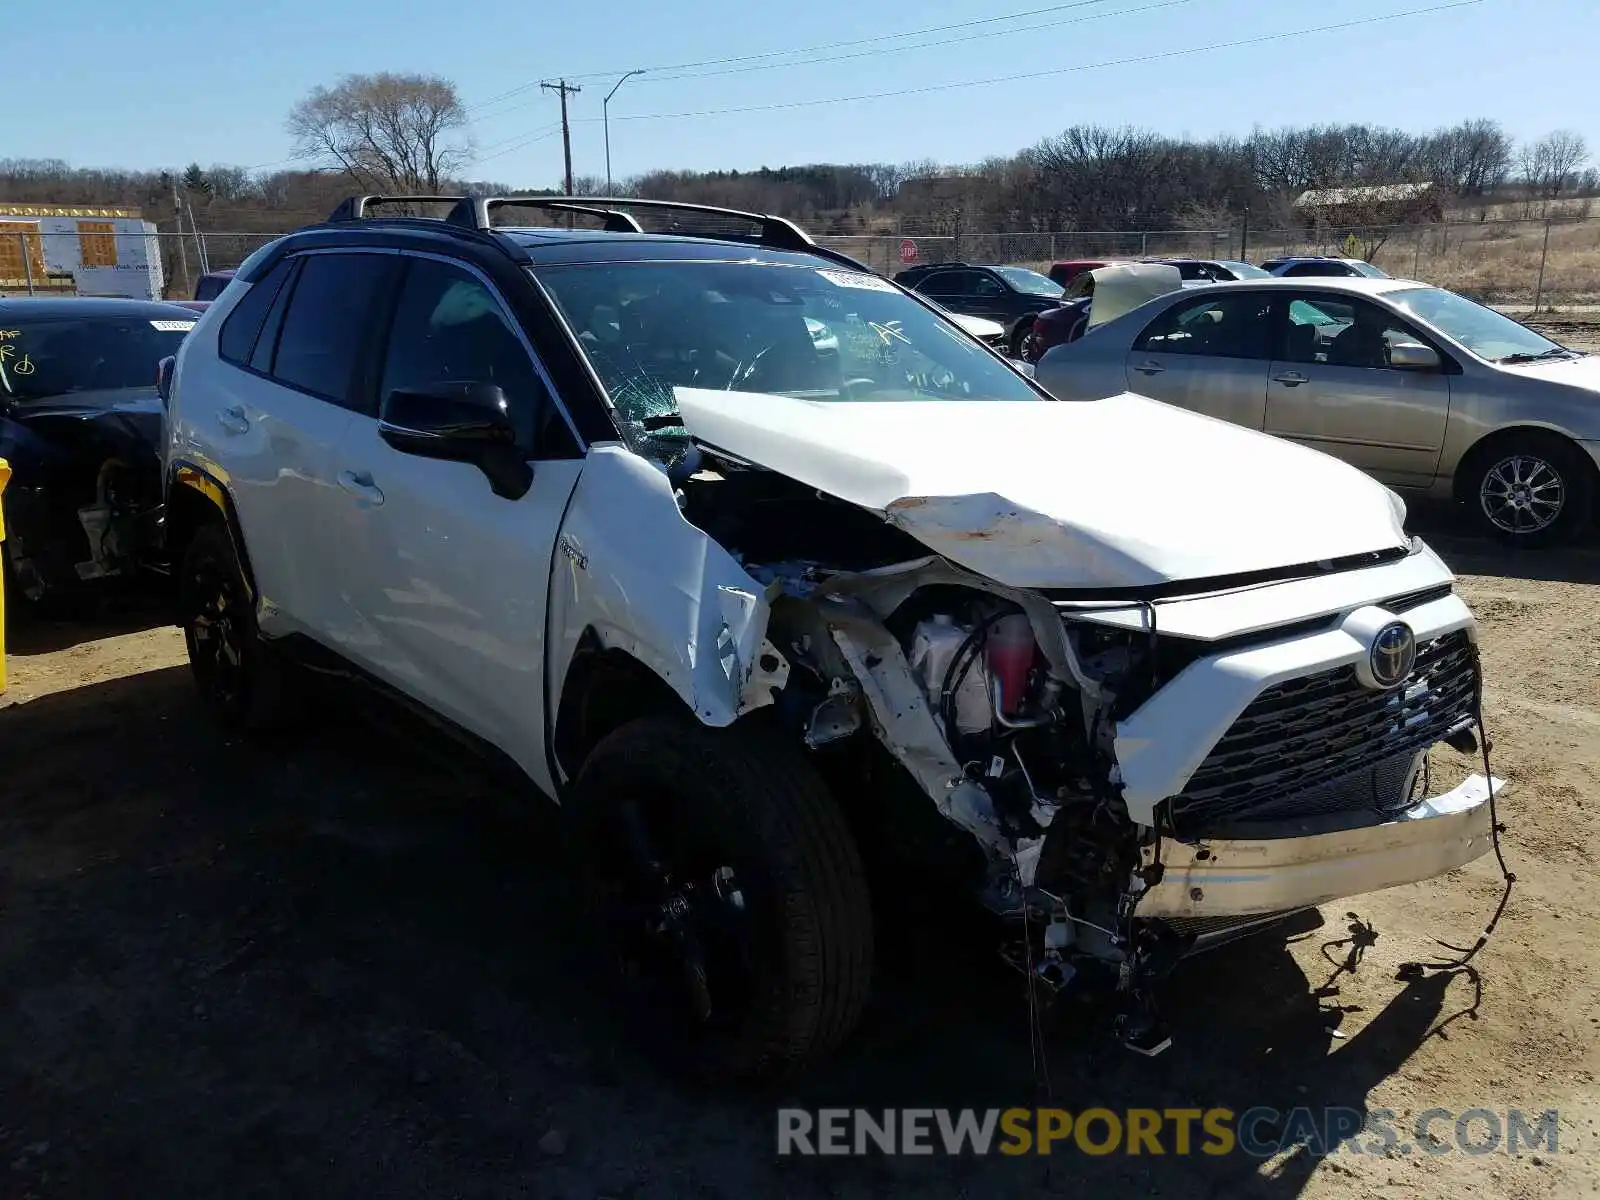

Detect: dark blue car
0,297,198,610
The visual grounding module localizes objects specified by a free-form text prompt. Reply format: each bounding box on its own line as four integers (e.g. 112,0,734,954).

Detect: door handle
1133,360,1165,376
216,405,250,435
337,470,385,507
1273,371,1309,386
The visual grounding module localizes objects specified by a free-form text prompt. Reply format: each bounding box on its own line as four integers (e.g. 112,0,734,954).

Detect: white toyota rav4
159,195,1502,1078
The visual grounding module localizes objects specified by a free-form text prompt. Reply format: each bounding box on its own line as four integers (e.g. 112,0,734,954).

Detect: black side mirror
156,355,175,405
378,381,533,500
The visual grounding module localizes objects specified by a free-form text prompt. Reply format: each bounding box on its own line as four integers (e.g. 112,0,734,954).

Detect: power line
631,0,1194,86
464,0,1124,115
583,2,1482,125
477,126,562,165
478,122,561,156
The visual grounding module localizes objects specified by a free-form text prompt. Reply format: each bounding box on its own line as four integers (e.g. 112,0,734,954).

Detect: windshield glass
1350,260,1390,278
1221,261,1272,278
1387,286,1565,361
995,266,1064,297
0,314,193,402
536,260,1044,441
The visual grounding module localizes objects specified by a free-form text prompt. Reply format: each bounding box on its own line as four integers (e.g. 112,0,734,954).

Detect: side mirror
378,381,533,500
1390,342,1441,371
156,355,175,405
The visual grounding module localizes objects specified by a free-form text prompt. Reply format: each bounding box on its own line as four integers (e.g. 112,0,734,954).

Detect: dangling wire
1401,643,1515,975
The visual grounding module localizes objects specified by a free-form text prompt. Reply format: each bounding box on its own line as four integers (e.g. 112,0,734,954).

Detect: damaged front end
0,399,167,605
724,539,1497,1057
630,386,1502,1056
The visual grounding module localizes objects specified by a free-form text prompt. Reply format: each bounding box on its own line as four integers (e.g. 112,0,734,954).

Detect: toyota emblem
1369,621,1417,689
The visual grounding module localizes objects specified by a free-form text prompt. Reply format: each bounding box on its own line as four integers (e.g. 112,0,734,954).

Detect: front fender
546,445,787,766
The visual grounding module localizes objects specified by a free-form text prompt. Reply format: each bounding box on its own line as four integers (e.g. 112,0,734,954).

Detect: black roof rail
327,195,469,222
445,194,820,251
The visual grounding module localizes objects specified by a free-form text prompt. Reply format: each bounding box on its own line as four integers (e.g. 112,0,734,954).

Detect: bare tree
287,73,472,192
1518,130,1589,209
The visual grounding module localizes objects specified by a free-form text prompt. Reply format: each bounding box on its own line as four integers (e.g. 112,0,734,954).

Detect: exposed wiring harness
1400,640,1515,976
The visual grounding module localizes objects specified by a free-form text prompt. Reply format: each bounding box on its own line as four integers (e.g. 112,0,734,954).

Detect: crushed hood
673,387,1409,589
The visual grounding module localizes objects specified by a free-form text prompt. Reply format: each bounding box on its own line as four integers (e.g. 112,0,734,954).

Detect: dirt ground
2,509,1599,1199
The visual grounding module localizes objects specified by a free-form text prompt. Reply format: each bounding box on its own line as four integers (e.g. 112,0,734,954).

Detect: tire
1010,317,1036,359
179,521,297,731
1464,431,1594,546
0,509,92,621
565,714,874,1081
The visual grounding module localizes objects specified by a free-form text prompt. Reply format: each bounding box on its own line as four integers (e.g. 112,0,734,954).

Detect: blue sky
11,0,1593,189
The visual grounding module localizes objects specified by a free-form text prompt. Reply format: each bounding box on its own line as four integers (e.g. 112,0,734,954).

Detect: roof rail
326,195,469,222
521,200,644,233
445,195,820,252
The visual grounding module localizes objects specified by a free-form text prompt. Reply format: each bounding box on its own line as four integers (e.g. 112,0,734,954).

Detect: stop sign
899,238,918,265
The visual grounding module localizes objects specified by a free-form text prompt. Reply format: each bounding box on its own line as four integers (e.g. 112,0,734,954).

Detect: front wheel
566,714,875,1081
1466,432,1594,546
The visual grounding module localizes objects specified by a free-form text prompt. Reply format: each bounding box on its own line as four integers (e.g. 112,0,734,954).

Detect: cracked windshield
537,259,1040,443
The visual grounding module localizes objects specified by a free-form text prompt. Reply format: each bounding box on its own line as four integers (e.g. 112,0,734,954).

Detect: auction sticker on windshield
150,320,196,332
817,269,898,293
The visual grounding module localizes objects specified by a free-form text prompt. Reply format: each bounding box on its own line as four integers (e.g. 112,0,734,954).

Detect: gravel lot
1,510,1598,1199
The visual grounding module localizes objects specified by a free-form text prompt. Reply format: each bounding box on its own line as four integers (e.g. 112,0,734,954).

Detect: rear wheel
180,522,297,730
566,714,875,1081
1465,432,1594,546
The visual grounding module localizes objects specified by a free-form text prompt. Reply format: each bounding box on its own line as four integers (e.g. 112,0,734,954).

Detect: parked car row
895,254,1392,366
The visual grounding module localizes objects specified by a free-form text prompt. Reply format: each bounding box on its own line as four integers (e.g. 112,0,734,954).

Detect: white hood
947,312,1006,339
674,388,1409,589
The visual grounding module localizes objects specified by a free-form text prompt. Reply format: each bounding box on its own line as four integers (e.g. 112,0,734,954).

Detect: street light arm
605,68,646,106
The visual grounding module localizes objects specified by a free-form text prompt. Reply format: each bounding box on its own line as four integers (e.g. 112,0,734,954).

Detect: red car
1045,259,1130,288
1022,296,1092,361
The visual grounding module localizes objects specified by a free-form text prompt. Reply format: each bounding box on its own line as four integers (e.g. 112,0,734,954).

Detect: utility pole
167,174,190,300
541,79,582,195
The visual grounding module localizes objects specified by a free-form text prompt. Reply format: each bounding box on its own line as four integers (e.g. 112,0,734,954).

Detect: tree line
1,71,1590,245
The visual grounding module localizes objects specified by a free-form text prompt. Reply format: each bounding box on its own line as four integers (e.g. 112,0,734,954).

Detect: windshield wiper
1498,347,1580,364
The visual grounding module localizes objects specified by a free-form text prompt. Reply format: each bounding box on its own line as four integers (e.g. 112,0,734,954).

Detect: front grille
1166,631,1477,833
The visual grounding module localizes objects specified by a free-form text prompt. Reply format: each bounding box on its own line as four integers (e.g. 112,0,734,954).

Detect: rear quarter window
218,259,294,365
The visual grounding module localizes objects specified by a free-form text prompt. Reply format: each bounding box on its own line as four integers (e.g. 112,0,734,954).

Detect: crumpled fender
546,445,789,767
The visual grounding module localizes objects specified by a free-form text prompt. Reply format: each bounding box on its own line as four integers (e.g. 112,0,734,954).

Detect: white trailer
0,205,164,300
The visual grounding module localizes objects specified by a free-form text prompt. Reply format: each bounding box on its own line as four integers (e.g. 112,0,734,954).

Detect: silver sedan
1035,276,1600,543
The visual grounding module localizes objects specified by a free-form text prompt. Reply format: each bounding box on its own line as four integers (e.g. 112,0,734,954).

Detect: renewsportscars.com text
776,1106,1560,1158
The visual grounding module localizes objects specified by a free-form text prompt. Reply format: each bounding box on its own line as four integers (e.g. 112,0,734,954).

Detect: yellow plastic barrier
0,456,8,693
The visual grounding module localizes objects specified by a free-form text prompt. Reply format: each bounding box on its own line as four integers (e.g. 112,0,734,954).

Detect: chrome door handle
337,470,385,507
1133,360,1165,375
216,405,250,434
1272,371,1309,386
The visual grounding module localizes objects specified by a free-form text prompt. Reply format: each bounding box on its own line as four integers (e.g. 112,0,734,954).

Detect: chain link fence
1247,215,1600,310
6,218,1599,312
